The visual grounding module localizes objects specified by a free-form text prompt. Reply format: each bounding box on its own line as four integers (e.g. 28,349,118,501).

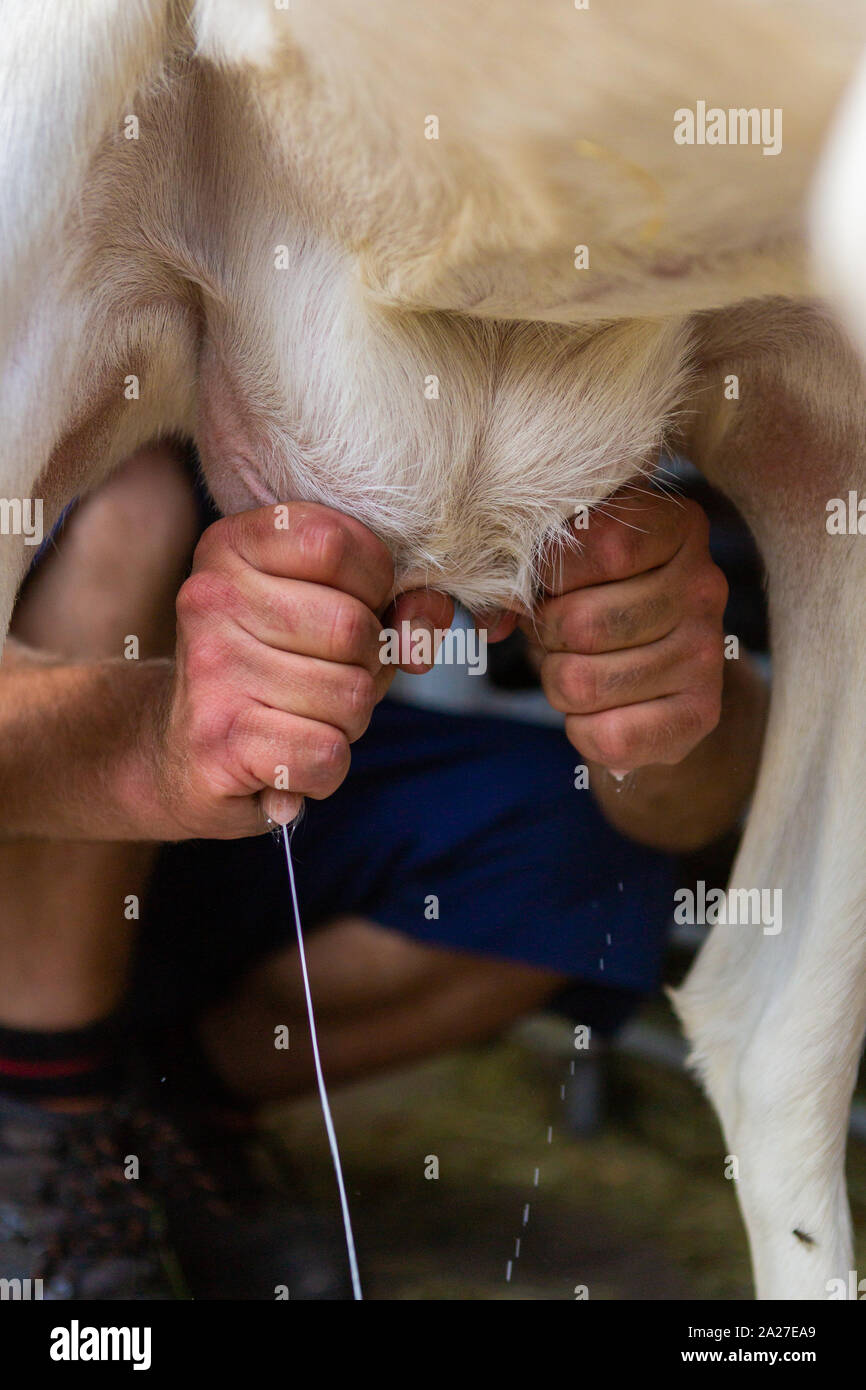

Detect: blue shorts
131,697,675,1032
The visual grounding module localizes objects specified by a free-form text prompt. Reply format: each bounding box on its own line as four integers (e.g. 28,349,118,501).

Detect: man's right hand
144,502,450,839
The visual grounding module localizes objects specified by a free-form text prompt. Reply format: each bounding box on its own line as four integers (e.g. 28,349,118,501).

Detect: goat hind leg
672,642,866,1298
671,301,866,1299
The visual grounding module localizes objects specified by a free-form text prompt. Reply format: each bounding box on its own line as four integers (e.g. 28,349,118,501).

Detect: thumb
383,590,454,673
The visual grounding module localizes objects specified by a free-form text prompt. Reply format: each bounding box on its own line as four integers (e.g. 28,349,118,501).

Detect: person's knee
242,919,562,1027
12,444,200,658
246,919,462,1016
76,446,199,573
62,446,200,622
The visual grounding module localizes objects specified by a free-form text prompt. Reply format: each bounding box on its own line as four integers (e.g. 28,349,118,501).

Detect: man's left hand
527,487,729,773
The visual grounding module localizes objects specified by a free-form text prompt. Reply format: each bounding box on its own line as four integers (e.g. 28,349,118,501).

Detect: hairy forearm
0,640,171,840
588,654,770,853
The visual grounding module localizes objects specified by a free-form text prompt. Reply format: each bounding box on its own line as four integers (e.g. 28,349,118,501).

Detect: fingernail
265,792,303,826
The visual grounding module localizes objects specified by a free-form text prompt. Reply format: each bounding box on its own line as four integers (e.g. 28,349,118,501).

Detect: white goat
3,0,866,1299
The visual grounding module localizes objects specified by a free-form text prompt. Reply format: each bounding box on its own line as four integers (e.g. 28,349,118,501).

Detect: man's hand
150,502,451,838
529,488,729,773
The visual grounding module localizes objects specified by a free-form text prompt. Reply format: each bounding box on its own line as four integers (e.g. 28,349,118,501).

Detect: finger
205,502,395,613
474,609,520,643
537,492,701,595
193,570,384,673
564,688,722,772
260,788,304,827
389,589,454,633
220,637,386,741
196,793,287,841
228,705,352,800
385,589,456,673
540,623,722,716
527,565,682,654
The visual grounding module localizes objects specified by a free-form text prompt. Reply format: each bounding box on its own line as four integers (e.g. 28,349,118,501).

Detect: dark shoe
0,1084,350,1302
0,1093,183,1299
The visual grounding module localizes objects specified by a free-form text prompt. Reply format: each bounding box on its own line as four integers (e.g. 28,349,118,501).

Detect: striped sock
0,1017,122,1102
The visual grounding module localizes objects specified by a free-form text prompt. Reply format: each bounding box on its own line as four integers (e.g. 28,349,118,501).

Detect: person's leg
0,446,199,1086
199,918,565,1102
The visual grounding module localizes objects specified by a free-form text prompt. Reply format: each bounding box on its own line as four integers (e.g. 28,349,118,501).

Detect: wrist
112,659,178,840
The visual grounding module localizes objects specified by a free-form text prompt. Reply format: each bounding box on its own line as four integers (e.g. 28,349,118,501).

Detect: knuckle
365,532,395,590
585,508,616,546
329,596,368,659
693,565,729,615
691,631,724,679
311,728,351,781
300,514,348,577
177,569,238,623
218,510,248,550
690,688,722,736
184,632,232,687
710,566,730,610
590,713,636,769
346,666,377,723
597,524,640,577
657,696,717,764
183,614,242,683
558,599,602,653
218,509,268,562
189,693,235,756
697,636,722,678
683,498,711,542
193,516,231,562
560,655,597,711
540,658,567,713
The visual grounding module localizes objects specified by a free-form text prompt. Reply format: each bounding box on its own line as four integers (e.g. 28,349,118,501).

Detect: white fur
812,51,866,362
